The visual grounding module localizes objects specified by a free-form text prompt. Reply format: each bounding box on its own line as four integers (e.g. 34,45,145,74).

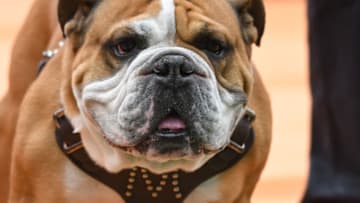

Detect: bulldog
6,0,271,202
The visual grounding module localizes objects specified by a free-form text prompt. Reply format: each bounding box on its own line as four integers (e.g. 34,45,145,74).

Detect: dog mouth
97,108,202,158
156,111,187,136
133,110,203,158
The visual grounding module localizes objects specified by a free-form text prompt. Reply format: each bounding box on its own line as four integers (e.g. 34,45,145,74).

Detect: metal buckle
244,107,256,122
53,108,65,128
227,107,256,154
63,141,83,154
228,141,246,154
53,108,83,154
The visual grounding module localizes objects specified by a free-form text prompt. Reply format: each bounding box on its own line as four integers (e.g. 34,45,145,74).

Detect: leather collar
53,108,255,203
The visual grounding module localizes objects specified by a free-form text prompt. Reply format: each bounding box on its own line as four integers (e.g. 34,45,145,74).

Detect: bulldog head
59,0,265,173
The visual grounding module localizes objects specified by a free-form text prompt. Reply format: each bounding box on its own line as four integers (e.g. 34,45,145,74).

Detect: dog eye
194,34,228,59
112,37,138,57
204,39,225,56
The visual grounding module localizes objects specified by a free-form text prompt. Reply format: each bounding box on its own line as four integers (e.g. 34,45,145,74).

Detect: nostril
152,55,197,78
180,64,195,77
153,64,170,77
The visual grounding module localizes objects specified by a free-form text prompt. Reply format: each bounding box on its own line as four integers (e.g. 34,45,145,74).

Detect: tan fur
175,0,253,92
5,0,271,202
0,0,60,201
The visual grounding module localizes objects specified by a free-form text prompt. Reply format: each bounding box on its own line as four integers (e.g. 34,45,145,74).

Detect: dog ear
230,0,265,46
58,0,99,37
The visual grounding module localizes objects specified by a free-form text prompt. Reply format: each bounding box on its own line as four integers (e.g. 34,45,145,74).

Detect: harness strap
54,109,255,203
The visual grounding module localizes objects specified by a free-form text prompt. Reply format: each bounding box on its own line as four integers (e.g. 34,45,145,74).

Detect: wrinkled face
64,0,254,173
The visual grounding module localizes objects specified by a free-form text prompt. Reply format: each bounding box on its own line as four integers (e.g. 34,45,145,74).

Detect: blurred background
0,0,309,202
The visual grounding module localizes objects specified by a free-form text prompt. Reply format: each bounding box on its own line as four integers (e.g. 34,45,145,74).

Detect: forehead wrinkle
86,1,161,42
175,6,229,42
175,0,242,46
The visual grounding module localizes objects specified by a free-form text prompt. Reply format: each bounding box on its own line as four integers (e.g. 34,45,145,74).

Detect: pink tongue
158,117,186,132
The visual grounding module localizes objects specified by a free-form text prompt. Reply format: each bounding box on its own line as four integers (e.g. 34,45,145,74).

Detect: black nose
153,55,195,78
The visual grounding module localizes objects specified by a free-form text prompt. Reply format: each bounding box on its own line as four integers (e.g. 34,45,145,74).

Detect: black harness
53,108,255,203
39,42,256,203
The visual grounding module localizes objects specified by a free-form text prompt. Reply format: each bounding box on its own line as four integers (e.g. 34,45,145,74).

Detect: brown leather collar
53,108,255,203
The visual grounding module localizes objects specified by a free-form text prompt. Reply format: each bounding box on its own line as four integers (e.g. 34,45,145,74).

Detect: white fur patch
130,0,176,45
185,177,222,203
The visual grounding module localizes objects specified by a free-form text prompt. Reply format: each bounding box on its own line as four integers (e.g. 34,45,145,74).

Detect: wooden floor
0,0,310,202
